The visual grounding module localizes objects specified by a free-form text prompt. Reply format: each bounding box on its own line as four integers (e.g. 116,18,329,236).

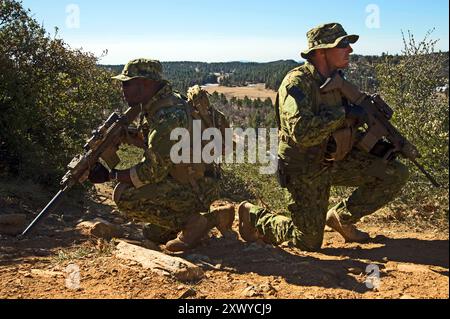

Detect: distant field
201,83,277,102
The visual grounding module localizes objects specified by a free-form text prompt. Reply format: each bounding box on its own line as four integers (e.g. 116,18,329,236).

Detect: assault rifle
19,105,145,237
320,72,439,188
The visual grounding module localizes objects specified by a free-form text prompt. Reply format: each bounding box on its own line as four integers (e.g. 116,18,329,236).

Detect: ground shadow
321,235,449,269
183,236,374,294
0,192,122,267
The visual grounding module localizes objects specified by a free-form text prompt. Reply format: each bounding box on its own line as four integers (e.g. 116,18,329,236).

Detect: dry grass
202,83,277,102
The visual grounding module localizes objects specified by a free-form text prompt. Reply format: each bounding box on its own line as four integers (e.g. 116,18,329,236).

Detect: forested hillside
103,52,449,95
103,60,300,93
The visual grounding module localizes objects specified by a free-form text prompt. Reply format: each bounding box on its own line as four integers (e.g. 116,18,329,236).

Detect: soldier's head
112,58,166,106
301,23,358,73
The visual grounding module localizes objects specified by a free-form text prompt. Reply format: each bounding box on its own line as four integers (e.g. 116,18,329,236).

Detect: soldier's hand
345,104,368,126
88,162,111,184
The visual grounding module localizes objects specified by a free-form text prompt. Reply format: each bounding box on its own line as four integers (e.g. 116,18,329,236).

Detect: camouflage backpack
186,85,230,137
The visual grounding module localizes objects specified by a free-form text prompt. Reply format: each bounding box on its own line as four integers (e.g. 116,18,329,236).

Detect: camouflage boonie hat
301,23,359,59
112,58,163,82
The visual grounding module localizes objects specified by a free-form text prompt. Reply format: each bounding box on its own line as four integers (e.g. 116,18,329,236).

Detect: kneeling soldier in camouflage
238,23,409,251
88,58,234,252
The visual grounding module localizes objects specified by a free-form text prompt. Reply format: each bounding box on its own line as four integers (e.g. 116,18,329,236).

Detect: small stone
241,285,264,297
177,288,196,299
76,218,123,240
259,283,277,293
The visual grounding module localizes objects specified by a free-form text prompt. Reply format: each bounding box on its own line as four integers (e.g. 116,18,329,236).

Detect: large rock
0,214,26,235
114,241,204,282
76,218,123,240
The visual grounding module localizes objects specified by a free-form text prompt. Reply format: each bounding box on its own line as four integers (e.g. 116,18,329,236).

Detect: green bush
0,0,123,183
375,31,449,223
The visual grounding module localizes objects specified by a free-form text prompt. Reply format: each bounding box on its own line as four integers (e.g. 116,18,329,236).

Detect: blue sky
21,0,449,63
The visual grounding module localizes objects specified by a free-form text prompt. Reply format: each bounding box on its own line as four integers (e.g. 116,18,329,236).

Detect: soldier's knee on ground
292,230,323,252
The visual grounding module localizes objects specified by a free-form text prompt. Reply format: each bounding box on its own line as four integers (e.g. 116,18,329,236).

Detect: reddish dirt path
0,185,448,299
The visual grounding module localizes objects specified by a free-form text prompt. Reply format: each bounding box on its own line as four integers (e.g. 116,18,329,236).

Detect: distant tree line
102,60,301,93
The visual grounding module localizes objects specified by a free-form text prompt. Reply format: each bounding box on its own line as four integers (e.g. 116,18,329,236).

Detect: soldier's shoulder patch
287,85,306,105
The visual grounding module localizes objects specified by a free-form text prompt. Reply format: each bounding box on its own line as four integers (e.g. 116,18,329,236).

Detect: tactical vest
142,86,227,201
275,64,354,162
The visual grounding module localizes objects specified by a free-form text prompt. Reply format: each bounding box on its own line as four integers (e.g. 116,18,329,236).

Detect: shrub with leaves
0,0,123,183
375,31,449,224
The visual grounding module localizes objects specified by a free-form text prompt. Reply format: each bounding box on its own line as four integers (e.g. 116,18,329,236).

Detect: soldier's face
122,79,145,105
325,45,353,69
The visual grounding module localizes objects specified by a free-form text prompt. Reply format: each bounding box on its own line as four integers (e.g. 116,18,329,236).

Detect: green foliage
375,30,448,222
209,94,277,129
0,0,123,183
219,162,290,214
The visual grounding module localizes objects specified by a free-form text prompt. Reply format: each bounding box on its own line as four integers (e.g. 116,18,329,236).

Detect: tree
0,0,122,183
375,30,449,219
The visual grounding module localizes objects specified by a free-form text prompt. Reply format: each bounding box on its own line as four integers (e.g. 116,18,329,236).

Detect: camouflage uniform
246,23,409,251
111,59,221,243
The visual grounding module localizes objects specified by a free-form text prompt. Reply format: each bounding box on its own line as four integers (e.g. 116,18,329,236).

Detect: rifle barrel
411,159,440,188
18,187,68,238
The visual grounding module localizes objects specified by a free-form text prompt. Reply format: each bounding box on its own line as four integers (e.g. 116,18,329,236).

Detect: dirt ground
202,84,277,102
0,184,448,300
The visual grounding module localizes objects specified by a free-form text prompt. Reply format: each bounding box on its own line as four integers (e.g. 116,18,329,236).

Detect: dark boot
208,203,235,235
325,210,370,243
237,201,262,242
165,214,209,252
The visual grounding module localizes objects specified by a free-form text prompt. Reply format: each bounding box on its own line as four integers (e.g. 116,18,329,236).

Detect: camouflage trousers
114,176,220,243
249,148,409,251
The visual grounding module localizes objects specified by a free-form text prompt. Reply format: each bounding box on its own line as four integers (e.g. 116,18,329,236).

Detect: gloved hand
345,104,368,126
88,162,111,184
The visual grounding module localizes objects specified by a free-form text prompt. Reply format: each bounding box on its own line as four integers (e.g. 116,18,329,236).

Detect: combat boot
208,203,236,235
325,210,370,243
237,201,262,242
165,214,209,252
